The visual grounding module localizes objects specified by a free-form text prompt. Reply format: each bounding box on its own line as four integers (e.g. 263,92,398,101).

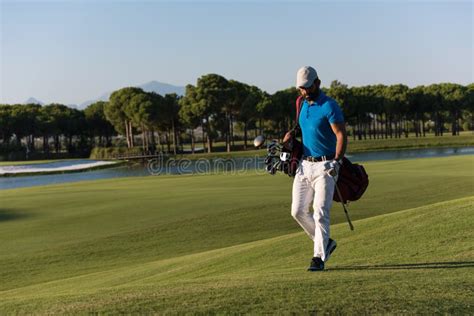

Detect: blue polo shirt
299,91,345,157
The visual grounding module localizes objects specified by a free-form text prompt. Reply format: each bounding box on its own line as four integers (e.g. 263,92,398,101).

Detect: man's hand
283,131,293,143
327,159,341,178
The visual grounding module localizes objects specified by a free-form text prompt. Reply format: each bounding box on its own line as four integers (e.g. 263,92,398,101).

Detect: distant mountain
79,92,111,109
139,81,185,96
24,97,44,105
79,81,185,109
23,98,78,109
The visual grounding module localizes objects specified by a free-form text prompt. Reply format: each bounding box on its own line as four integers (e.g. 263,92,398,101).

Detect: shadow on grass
329,261,474,271
0,209,30,222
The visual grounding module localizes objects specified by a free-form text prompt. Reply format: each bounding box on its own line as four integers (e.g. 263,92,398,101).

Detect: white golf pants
291,159,338,261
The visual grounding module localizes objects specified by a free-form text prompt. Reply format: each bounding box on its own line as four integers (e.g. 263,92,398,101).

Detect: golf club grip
344,209,354,231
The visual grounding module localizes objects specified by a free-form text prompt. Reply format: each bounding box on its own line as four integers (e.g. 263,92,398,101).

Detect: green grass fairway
1,156,473,313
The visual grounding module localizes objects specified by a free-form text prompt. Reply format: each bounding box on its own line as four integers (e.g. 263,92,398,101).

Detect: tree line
0,74,473,157
0,102,115,157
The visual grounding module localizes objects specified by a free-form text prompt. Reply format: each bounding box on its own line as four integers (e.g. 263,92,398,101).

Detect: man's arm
283,125,301,144
330,122,347,161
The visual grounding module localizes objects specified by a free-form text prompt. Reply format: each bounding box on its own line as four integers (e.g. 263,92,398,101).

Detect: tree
255,92,272,136
269,88,298,140
39,104,71,153
105,87,144,148
163,93,181,154
0,105,13,144
84,101,116,147
126,91,155,152
328,81,350,112
238,85,263,149
345,87,365,140
407,86,427,137
63,108,86,153
225,80,247,152
439,83,468,136
383,84,409,138
9,104,40,149
327,81,355,136
180,74,228,153
424,84,445,136
179,86,202,154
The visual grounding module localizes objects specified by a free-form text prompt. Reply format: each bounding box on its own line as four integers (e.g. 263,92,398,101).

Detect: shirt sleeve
327,100,345,124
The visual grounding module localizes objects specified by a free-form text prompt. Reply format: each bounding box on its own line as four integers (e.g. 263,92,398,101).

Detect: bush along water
89,146,147,160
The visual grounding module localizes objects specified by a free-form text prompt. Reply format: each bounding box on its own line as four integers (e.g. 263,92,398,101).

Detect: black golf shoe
307,257,324,271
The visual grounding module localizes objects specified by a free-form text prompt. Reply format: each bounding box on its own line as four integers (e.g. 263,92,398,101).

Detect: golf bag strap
296,96,304,124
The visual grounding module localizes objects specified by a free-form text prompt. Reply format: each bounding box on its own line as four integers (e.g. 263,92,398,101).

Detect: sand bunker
0,160,120,176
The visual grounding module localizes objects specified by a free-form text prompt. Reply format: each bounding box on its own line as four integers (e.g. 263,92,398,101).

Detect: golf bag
333,157,369,203
263,96,304,177
282,96,304,177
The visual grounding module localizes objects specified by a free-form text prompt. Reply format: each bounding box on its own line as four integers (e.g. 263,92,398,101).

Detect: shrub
89,147,144,159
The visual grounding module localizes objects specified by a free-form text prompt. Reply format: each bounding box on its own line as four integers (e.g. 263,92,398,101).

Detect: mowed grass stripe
1,196,472,314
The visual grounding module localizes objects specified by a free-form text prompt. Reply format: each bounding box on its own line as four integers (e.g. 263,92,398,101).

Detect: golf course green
1,155,473,313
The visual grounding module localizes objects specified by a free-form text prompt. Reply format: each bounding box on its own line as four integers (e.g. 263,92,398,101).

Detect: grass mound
1,197,473,313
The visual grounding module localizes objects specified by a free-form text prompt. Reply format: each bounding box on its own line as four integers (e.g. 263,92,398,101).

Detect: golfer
284,66,347,271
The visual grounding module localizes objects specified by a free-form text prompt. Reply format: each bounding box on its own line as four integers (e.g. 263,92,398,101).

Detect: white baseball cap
296,66,318,88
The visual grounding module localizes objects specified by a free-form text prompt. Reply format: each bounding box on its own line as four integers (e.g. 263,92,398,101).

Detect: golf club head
253,135,266,148
267,140,275,149
280,152,291,162
269,166,277,175
274,160,282,171
266,164,274,173
267,140,282,155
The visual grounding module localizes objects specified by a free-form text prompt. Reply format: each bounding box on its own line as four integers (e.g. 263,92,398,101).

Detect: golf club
328,168,354,231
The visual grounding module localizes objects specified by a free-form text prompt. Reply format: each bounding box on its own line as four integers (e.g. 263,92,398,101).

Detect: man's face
298,79,320,101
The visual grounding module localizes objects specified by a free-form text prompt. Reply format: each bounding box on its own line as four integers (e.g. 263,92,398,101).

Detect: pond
1,146,473,190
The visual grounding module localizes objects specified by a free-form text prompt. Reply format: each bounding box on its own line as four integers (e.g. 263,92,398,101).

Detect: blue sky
1,0,472,105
